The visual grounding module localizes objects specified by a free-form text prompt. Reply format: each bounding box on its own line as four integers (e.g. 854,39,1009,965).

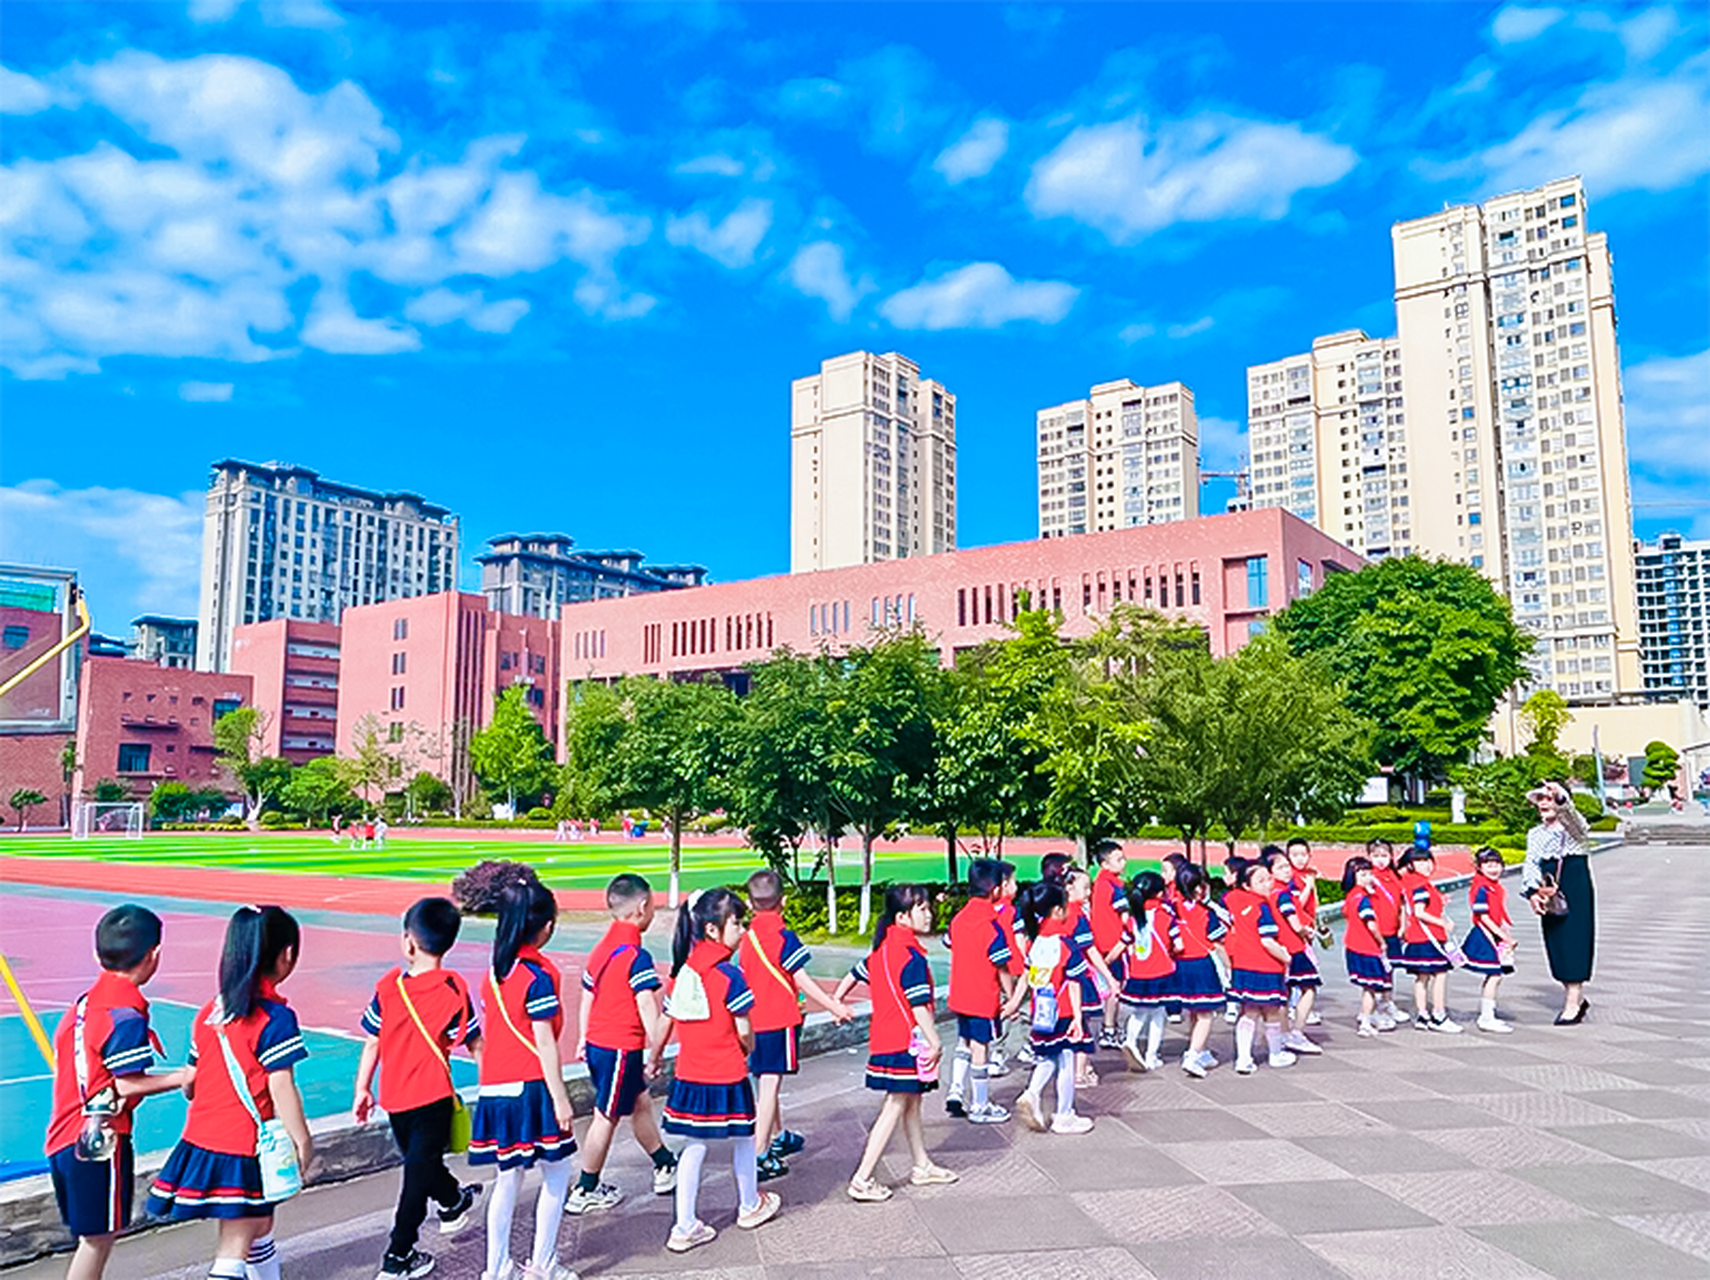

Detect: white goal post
71,800,145,840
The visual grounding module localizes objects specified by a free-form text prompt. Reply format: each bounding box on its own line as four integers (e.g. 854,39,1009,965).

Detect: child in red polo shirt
45,905,187,1280
1262,846,1323,1058
737,869,851,1179
1118,871,1178,1074
1464,847,1516,1034
147,906,309,1280
653,888,781,1254
1088,840,1130,1048
945,858,1024,1123
835,884,953,1201
566,873,675,1215
990,863,1027,1073
1222,861,1296,1074
352,897,484,1278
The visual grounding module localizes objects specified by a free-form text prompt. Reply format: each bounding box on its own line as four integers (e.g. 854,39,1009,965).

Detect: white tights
1025,1050,1076,1118
674,1135,760,1234
1124,1007,1166,1060
485,1160,573,1277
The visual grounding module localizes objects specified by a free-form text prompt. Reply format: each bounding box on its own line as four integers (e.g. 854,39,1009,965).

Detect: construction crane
1198,467,1252,512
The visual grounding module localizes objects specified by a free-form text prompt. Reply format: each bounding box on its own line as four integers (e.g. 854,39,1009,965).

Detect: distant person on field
353,897,484,1278
375,817,389,849
622,814,634,839
45,905,189,1280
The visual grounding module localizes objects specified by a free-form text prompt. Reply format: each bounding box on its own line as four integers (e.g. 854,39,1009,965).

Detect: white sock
486,1166,523,1276
1054,1053,1077,1117
731,1135,759,1213
1145,1008,1166,1061
530,1158,573,1272
244,1234,279,1280
1265,1024,1286,1058
1235,1012,1257,1063
1123,1011,1142,1051
1027,1057,1056,1101
949,1047,971,1102
674,1139,709,1234
1480,996,1497,1020
970,1064,990,1111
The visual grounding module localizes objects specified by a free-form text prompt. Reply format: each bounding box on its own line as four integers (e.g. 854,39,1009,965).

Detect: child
468,881,578,1280
835,884,954,1201
1398,848,1461,1034
1160,852,1190,1024
1221,859,1297,1074
1117,871,1177,1074
736,869,852,1175
147,907,309,1280
945,858,1024,1123
566,874,675,1215
1464,848,1516,1034
1264,847,1322,1057
1169,864,1228,1077
45,905,187,1280
352,897,484,1278
1087,840,1130,1047
990,864,1028,1073
1340,857,1396,1036
1012,881,1093,1134
653,888,781,1252
1041,856,1116,1087
1283,838,1327,1027
1365,838,1406,1024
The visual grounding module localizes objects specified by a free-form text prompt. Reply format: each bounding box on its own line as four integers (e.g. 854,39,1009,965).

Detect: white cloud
1117,322,1156,344
1489,5,1566,45
675,153,746,178
1,65,63,114
187,0,241,22
934,117,1010,184
1,51,658,377
179,380,233,401
1167,316,1215,339
786,241,874,321
1026,113,1357,242
0,481,204,624
260,0,345,29
1626,349,1710,515
880,261,1078,330
665,197,773,269
404,287,530,333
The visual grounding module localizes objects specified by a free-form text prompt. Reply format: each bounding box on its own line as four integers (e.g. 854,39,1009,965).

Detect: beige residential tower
1038,380,1199,538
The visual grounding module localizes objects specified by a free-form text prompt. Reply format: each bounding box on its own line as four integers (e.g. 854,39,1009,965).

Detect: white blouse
1521,820,1588,895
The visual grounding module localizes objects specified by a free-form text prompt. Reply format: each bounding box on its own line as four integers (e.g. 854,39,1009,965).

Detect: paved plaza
16,841,1710,1280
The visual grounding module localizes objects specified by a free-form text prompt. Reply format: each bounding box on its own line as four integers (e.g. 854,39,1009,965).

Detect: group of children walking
44,837,1520,1280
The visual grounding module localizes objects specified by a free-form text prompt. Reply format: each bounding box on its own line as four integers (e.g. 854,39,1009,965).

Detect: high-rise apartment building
1037,380,1199,538
477,534,706,619
1635,533,1710,712
790,351,956,573
1247,334,1408,557
197,460,459,671
1246,176,1638,700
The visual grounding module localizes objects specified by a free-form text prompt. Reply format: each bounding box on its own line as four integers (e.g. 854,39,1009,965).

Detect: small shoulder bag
213,1015,301,1202
1536,832,1570,917
395,976,470,1154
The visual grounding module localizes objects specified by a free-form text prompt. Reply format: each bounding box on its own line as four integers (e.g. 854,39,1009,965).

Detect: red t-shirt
181,982,308,1156
1026,917,1087,1017
1089,868,1129,954
583,921,662,1051
1290,867,1319,922
994,901,1026,977
947,898,1012,1018
666,940,753,1084
1174,898,1226,960
1403,872,1447,944
1343,890,1385,957
1370,869,1405,937
1223,888,1285,974
480,946,562,1086
736,910,811,1033
1124,898,1178,980
360,966,479,1113
1470,879,1510,932
45,971,162,1155
852,929,933,1054
1267,883,1308,955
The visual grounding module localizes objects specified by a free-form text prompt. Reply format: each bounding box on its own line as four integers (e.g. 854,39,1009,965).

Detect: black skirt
1540,854,1595,985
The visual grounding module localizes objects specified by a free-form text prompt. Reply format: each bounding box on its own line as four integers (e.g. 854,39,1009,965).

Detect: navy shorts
52,1137,134,1238
587,1044,648,1119
956,1015,998,1045
747,1025,801,1077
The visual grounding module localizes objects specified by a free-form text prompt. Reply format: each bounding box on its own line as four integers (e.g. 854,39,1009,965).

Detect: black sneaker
945,1099,967,1118
756,1152,789,1182
378,1249,435,1279
771,1129,805,1157
437,1184,483,1236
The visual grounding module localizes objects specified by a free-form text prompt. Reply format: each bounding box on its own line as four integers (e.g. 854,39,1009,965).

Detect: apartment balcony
285,654,340,677
118,712,181,729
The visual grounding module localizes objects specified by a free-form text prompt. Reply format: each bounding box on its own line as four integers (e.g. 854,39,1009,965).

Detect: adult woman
1521,781,1594,1024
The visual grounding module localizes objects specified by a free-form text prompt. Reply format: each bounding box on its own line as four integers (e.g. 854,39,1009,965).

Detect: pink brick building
229,619,341,763
555,508,1363,687
72,660,254,800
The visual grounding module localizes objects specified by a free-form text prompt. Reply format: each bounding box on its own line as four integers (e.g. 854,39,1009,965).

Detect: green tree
1519,689,1571,757
147,781,197,824
1453,754,1549,833
212,706,291,825
1644,739,1681,791
10,787,46,831
281,755,363,825
469,685,554,813
561,681,628,820
90,778,131,803
1274,556,1531,781
405,770,454,816
609,675,740,906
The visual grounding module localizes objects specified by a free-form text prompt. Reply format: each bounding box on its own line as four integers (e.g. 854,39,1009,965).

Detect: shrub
452,860,542,914
526,806,553,821
1590,814,1618,832
258,811,294,828
1570,791,1604,823
783,881,969,940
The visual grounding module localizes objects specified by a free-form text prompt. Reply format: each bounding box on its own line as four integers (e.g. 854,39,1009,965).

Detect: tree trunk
858,825,875,937
669,803,684,908
825,826,838,936
944,825,958,884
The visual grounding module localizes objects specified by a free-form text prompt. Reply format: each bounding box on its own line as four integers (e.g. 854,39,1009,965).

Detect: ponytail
1126,870,1166,916
872,883,930,950
218,905,300,1022
1018,880,1065,940
1341,855,1374,895
672,888,747,975
493,880,557,981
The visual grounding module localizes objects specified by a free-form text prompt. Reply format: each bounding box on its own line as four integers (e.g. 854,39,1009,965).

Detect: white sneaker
1304,1010,1323,1026
563,1182,622,1216
1224,1005,1240,1024
524,1264,580,1280
1142,1055,1164,1072
652,1163,678,1195
666,1222,717,1252
1182,1054,1207,1079
1431,1015,1464,1035
1050,1112,1094,1135
987,1051,1010,1078
1167,1011,1182,1024
1477,1015,1513,1035
1284,1032,1323,1055
967,1103,1010,1124
1235,1058,1258,1075
1015,1045,1037,1066
1374,1013,1398,1032
1014,1091,1047,1132
1357,1019,1379,1038
1196,1050,1219,1069
1269,1049,1299,1069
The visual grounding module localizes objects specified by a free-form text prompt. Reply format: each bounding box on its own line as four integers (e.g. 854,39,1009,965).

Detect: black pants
388,1098,461,1256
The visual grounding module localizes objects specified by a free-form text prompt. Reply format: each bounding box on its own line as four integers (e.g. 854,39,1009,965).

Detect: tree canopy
469,685,554,811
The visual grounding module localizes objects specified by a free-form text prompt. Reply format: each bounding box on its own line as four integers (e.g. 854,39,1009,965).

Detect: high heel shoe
1553,999,1589,1026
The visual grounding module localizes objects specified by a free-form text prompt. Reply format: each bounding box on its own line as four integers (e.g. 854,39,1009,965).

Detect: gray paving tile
1497,1062,1652,1093
1573,1087,1710,1119
1612,1211,1710,1263
1292,1071,1438,1102
1347,1098,1504,1130
1026,1142,1201,1193
1130,1236,1349,1280
1424,1045,1552,1068
776,1261,962,1280
1119,1107,1270,1144
1299,1131,1479,1175
950,1247,1161,1280
752,1197,944,1266
1395,1068,1537,1095
1647,1156,1710,1194
1136,1071,1319,1107
1219,1101,1394,1138
896,1144,1056,1200
912,1193,1113,1254
1460,1091,1636,1127
1164,1138,1348,1184
1542,1121,1710,1160
1469,1219,1708,1280
1365,1170,1591,1225
1227,1178,1435,1232
1414,1126,1620,1169
1300,1225,1553,1279
1070,1185,1283,1242
1514,1162,1710,1213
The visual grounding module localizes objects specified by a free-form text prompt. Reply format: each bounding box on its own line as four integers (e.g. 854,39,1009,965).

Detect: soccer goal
71,800,145,840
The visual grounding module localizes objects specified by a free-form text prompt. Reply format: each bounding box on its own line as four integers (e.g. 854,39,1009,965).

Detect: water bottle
908,1028,939,1084
75,1086,118,1163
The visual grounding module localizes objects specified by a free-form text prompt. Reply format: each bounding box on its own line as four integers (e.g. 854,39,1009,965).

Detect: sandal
846,1177,893,1203
909,1163,958,1186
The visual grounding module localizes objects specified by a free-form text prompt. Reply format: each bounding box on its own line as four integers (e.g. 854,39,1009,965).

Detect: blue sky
1,0,1706,633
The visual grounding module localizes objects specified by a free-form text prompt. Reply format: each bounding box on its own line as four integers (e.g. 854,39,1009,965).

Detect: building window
391,651,407,674
213,698,241,721
1297,559,1313,598
117,743,151,773
2,625,27,650
390,686,405,711
1191,568,1201,605
1246,556,1269,609
392,618,408,641
387,721,404,743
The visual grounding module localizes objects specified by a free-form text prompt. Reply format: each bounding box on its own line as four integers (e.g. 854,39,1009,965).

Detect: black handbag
1537,839,1569,917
